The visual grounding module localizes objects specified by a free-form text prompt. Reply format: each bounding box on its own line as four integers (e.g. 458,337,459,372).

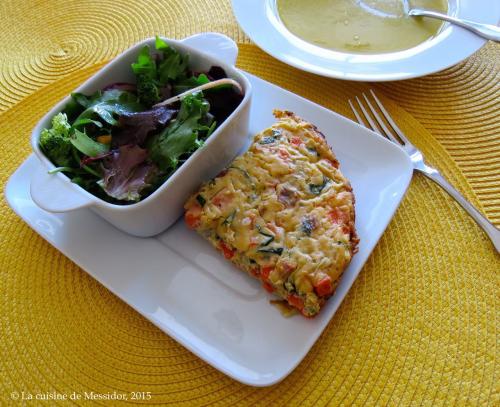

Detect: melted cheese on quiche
185,110,358,317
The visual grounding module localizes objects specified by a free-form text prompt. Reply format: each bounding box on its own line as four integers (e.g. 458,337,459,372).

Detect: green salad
39,36,243,204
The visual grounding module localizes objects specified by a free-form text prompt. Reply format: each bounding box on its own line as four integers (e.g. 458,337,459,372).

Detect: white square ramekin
30,33,252,237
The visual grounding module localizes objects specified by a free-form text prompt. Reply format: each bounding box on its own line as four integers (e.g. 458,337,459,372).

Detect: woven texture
0,1,499,405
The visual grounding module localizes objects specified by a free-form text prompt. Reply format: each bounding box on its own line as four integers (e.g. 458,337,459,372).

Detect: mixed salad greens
39,36,243,204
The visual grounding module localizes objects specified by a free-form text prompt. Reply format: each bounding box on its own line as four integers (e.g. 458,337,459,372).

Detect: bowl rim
31,36,252,211
232,0,499,81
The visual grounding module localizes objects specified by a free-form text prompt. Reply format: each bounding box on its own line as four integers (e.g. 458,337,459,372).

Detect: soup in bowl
277,0,448,53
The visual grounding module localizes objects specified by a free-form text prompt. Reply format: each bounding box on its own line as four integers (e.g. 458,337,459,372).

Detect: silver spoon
403,1,500,42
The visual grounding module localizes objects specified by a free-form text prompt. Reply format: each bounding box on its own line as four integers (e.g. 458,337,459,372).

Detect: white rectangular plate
5,72,413,386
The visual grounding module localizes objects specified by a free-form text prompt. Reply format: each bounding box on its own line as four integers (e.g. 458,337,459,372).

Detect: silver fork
349,90,500,253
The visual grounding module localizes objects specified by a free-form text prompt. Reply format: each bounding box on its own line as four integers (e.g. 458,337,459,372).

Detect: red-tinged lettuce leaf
159,84,172,99
207,66,227,80
99,145,155,202
204,88,242,125
203,67,243,124
112,106,177,147
80,151,113,166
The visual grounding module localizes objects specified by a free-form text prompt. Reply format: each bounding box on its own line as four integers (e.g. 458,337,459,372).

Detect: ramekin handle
182,33,238,66
30,168,95,212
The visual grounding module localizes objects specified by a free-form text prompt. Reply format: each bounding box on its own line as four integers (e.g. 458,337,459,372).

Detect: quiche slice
184,110,359,317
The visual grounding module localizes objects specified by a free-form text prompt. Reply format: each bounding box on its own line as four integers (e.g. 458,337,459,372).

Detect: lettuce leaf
156,36,189,83
70,129,110,157
148,92,213,171
112,106,177,147
98,145,155,202
131,45,157,78
132,45,160,106
173,73,209,95
131,36,190,107
72,90,144,126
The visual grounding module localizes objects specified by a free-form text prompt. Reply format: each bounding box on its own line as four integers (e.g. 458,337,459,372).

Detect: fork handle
419,169,500,252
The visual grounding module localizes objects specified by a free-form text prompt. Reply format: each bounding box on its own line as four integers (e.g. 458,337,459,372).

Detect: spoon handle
409,9,500,42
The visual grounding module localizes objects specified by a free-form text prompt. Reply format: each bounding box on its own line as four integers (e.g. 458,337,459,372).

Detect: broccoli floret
51,112,71,135
136,74,160,107
39,113,74,167
40,130,73,166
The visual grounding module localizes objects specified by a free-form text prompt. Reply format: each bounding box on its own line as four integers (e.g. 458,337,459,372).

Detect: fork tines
349,90,410,146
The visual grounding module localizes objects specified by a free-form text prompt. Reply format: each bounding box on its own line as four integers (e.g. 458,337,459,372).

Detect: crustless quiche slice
184,110,359,317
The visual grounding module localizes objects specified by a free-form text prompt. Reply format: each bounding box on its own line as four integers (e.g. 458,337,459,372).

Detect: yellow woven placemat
0,1,499,405
0,0,498,223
